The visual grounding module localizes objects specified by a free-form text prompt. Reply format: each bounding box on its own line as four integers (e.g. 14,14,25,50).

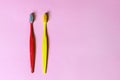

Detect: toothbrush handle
42,23,48,74
30,23,35,73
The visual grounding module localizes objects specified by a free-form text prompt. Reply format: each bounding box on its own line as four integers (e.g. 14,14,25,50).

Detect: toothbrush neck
43,22,47,30
43,22,47,35
30,23,33,33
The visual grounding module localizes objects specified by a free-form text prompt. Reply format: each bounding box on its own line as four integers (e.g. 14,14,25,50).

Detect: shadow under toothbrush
45,11,50,73
32,25,36,73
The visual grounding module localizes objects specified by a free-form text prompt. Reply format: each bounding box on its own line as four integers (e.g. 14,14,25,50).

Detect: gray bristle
29,13,34,23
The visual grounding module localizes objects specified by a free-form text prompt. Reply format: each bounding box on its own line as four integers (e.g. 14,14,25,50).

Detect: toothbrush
29,13,35,73
42,13,48,74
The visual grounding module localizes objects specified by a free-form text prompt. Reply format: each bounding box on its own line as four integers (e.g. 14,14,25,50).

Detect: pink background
0,0,120,80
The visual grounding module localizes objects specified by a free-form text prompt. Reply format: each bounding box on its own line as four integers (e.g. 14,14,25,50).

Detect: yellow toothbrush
42,13,48,74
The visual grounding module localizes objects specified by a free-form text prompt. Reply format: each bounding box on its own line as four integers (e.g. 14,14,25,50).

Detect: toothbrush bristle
43,13,48,22
30,13,34,23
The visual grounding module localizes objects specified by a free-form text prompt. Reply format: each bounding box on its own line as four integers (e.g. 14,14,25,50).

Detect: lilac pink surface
0,0,120,80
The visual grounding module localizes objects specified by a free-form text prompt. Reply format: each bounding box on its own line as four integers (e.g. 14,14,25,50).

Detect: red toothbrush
29,13,35,73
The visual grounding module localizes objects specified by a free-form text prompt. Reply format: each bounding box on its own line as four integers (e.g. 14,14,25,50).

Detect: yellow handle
42,22,47,74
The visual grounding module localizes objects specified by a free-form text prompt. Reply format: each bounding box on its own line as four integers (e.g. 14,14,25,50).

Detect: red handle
30,23,35,73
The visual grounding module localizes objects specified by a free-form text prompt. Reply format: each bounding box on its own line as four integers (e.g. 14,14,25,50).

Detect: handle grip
30,23,35,73
42,22,48,74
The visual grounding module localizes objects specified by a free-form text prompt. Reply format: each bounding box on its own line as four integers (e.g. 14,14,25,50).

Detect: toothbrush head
43,12,48,23
29,13,34,23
